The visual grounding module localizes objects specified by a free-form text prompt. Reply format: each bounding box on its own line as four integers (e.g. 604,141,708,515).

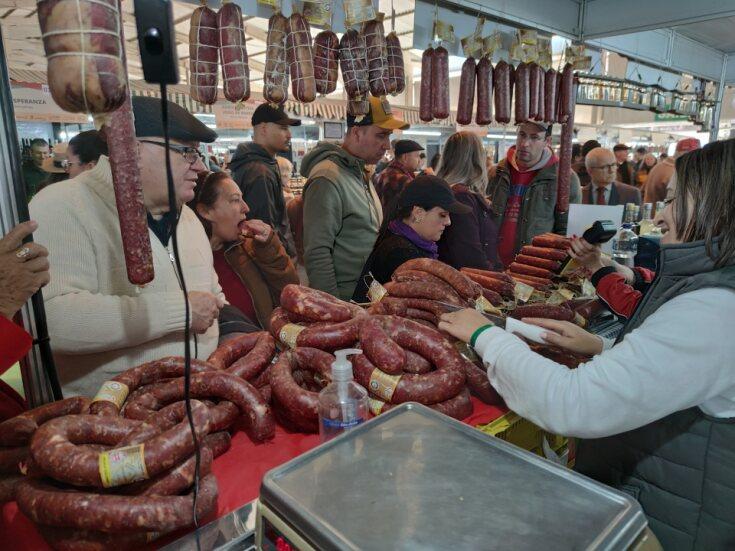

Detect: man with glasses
581,147,641,207
487,121,582,267
29,97,226,397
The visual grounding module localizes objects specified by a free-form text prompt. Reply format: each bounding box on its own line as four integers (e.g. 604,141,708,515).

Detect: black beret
394,139,425,156
132,96,217,143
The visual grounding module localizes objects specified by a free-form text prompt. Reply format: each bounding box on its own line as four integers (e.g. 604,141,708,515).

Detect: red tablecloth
1,398,506,550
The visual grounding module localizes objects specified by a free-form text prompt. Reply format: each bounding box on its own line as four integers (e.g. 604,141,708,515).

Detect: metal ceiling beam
581,0,735,40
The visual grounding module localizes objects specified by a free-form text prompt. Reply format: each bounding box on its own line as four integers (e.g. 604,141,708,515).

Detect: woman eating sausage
438,138,735,549
352,175,471,302
190,171,299,330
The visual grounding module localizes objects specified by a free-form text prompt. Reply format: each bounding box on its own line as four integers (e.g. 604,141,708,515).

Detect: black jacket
352,231,432,303
229,143,295,257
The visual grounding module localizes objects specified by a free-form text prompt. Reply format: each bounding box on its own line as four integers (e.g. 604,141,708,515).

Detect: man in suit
613,143,635,186
581,147,641,207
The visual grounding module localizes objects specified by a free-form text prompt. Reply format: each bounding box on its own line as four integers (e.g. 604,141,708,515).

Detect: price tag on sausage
257,0,281,7
304,0,332,26
513,281,535,303
279,323,305,349
482,32,502,56
547,288,575,306
367,279,388,303
368,369,401,402
368,397,386,415
99,444,148,488
92,381,129,408
475,295,502,315
433,20,456,43
461,35,483,58
343,0,375,27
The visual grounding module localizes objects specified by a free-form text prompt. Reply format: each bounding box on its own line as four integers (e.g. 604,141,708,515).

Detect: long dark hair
188,171,232,238
673,138,735,266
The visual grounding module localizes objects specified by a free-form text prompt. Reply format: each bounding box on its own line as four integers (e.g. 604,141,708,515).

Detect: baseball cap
347,96,409,130
251,103,301,127
676,137,701,153
132,96,217,143
613,143,630,152
394,140,424,156
397,175,472,214
41,142,68,173
518,120,553,137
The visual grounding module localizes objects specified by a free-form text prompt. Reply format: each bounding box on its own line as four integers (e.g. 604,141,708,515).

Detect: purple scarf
388,220,438,259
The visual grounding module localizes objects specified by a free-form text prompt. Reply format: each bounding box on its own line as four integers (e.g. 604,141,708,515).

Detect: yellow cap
348,96,410,130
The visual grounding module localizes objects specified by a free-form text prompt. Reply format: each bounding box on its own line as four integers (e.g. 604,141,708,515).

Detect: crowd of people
3,93,733,548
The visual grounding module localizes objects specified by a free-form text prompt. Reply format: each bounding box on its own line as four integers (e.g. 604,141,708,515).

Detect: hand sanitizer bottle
318,348,368,443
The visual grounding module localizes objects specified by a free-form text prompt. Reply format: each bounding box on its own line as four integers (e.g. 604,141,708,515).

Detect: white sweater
475,288,735,438
29,157,223,397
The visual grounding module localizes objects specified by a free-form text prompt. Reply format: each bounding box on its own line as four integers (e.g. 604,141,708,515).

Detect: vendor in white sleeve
439,138,735,550
30,97,225,397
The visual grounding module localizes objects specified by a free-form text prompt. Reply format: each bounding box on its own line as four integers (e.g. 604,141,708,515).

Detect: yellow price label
279,323,305,349
368,397,386,415
368,369,401,402
99,444,148,488
92,381,129,408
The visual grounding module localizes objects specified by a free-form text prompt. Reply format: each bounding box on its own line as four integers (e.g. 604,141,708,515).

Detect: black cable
160,82,201,527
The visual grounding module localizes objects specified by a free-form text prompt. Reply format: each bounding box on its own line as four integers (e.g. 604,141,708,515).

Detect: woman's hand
438,309,492,343
568,237,607,273
0,221,51,319
239,219,272,243
522,318,604,356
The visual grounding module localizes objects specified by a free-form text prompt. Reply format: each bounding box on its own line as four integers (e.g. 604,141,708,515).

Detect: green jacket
301,143,383,300
486,159,572,256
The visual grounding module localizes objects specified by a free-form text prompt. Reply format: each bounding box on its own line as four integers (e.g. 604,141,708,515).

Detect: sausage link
510,304,574,322
189,5,219,105
0,474,22,503
460,270,515,299
507,272,553,288
462,360,503,405
456,56,476,125
313,30,339,95
514,62,530,124
519,245,568,261
493,60,512,124
481,287,503,306
0,396,90,446
528,62,540,120
558,62,574,123
281,284,355,322
226,332,276,381
431,46,450,119
264,12,290,105
386,31,405,94
217,1,250,103
403,349,433,374
475,56,493,125
359,316,406,375
391,269,468,304
339,29,369,101
286,13,316,103
460,266,515,284
544,69,557,123
531,233,570,250
384,280,465,305
405,308,438,325
534,64,545,121
31,404,210,488
204,431,232,458
557,98,575,213
17,474,218,533
371,387,473,420
395,258,478,300
363,18,390,97
509,262,554,280
208,332,263,370
0,445,29,474
120,446,213,497
515,254,562,272
419,47,434,122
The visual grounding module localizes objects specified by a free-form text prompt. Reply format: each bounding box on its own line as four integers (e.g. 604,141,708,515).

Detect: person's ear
196,202,215,222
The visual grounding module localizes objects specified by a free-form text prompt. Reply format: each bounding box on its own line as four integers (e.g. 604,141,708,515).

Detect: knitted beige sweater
29,157,223,397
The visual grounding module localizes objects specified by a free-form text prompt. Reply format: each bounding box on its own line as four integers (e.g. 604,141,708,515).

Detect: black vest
575,239,735,550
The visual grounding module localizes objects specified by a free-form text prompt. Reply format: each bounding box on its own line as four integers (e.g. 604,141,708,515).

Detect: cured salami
313,30,339,95
264,12,290,105
286,13,316,103
217,1,250,103
386,31,405,94
189,4,219,105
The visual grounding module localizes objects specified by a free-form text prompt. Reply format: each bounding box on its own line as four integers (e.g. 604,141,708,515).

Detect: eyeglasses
590,163,617,171
139,140,201,164
60,159,83,170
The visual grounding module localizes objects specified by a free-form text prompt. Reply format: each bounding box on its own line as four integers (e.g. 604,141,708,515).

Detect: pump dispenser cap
332,348,363,382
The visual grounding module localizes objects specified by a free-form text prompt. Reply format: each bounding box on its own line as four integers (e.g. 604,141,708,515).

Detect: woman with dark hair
67,130,108,178
439,138,735,549
189,171,299,329
436,131,499,270
352,175,471,302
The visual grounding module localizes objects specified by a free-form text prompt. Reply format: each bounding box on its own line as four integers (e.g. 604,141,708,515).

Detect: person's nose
191,155,207,173
241,200,249,214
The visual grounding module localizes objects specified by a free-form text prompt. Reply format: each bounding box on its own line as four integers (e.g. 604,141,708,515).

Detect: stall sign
456,122,488,137
304,0,332,26
11,82,88,124
213,98,261,129
343,0,375,27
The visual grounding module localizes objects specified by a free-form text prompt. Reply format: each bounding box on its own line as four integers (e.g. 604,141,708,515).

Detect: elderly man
376,139,424,209
301,96,408,300
581,147,641,207
29,97,224,396
487,120,581,267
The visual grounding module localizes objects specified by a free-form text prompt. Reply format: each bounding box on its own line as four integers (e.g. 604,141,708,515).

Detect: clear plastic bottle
638,203,654,236
318,348,369,443
612,223,639,267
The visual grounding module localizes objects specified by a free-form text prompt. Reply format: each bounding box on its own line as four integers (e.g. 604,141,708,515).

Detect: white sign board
11,82,89,124
566,203,624,255
213,98,260,130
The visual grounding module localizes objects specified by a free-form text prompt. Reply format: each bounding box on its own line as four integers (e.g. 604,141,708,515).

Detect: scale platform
256,403,647,551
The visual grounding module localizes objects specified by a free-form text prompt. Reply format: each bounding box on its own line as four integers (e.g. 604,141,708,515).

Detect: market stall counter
0,397,507,550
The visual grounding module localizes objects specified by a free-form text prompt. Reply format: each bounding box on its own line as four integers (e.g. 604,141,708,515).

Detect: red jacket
0,316,31,420
591,266,656,319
